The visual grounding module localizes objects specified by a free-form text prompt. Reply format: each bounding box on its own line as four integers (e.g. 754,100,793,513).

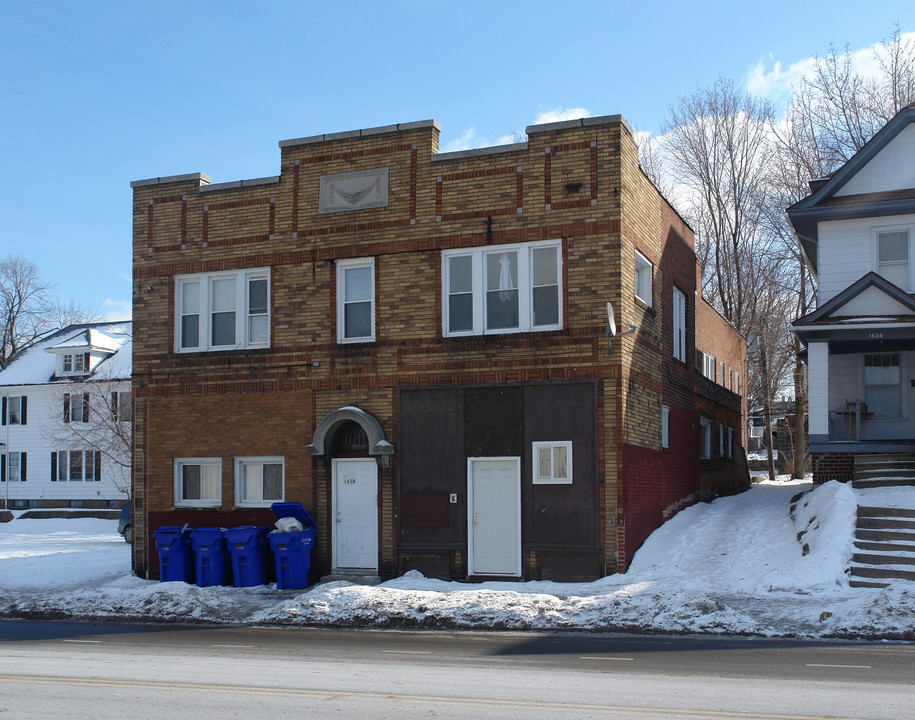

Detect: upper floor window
672,287,686,362
175,269,270,353
1,396,27,426
442,240,562,337
63,393,89,423
635,250,653,307
701,352,716,382
61,352,89,376
111,391,132,423
337,258,375,343
876,229,910,290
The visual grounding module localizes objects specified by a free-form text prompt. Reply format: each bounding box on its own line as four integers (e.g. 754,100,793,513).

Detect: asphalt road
1,621,913,719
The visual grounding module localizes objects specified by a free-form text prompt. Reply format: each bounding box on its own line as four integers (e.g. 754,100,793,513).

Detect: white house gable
835,123,915,197
828,284,915,318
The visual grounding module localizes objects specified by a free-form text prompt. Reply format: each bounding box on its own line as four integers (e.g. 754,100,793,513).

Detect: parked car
118,503,132,543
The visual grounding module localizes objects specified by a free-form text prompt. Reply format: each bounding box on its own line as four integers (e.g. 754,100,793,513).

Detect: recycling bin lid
271,502,317,530
154,525,190,535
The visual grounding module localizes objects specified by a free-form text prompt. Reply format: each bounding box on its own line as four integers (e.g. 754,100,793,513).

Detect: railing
829,400,869,441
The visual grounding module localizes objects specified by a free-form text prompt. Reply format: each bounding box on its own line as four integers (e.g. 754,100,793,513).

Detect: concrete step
853,478,915,489
855,540,915,553
856,516,915,531
857,506,915,519
855,453,915,465
849,566,915,582
852,552,915,566
855,528,915,543
849,579,891,589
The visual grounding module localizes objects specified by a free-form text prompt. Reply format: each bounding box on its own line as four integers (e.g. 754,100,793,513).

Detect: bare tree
1,255,52,369
41,371,132,497
1,255,101,369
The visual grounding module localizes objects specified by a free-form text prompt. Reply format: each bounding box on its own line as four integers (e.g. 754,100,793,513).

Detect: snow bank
1,481,913,638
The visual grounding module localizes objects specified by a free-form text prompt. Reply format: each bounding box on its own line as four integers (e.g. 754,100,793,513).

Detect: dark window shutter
51,452,57,481
84,352,90,370
1,454,5,482
95,451,102,481
1,397,6,426
83,393,90,422
63,395,70,423
111,391,118,421
21,396,27,425
20,453,26,482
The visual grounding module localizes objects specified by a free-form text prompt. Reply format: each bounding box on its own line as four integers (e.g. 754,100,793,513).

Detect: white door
333,458,378,571
468,458,521,576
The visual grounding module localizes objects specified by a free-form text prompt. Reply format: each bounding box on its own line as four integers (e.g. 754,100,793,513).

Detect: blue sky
1,1,911,321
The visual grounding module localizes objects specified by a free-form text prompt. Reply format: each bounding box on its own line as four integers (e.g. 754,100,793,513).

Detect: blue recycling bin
191,527,230,587
269,502,317,590
225,525,272,587
153,526,194,583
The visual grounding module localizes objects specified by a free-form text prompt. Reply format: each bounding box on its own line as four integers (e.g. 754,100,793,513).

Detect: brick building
131,115,747,582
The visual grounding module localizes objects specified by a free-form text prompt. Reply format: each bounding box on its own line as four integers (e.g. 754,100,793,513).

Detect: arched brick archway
305,406,394,466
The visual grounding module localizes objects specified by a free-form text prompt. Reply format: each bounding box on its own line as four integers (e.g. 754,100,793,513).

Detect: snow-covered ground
1,479,913,638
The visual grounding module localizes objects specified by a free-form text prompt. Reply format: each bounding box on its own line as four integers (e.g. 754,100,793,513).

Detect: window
63,393,90,423
728,427,734,459
175,459,222,507
661,405,670,449
532,441,572,484
61,352,89,375
672,286,686,362
337,258,375,343
719,424,725,458
443,240,562,336
700,418,712,459
635,250,653,306
175,269,270,352
2,396,27,426
701,352,716,382
111,391,132,422
50,451,99,482
735,371,740,396
1,452,26,482
864,353,902,417
719,362,725,385
235,457,284,507
877,229,910,290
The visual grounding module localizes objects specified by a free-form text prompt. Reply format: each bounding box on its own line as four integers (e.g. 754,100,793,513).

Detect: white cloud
442,127,479,153
745,32,915,108
534,107,591,125
103,298,132,321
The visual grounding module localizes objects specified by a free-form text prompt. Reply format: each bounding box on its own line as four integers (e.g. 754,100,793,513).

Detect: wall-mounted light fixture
564,182,582,192
605,302,637,356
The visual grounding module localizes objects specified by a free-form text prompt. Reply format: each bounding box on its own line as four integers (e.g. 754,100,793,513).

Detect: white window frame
635,250,653,307
175,268,271,353
8,451,21,482
672,286,686,362
874,226,911,291
531,441,573,484
60,352,89,376
6,396,23,425
701,352,716,382
442,239,563,337
700,418,712,459
337,258,376,343
661,405,670,449
234,456,285,507
863,352,905,419
174,458,222,508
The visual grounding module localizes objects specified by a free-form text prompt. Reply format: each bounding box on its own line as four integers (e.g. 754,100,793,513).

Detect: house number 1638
344,478,357,484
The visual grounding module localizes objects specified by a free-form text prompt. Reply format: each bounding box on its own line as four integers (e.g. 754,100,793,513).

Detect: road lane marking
61,640,102,644
806,663,872,669
0,674,861,720
579,656,634,661
380,650,431,655
211,644,255,648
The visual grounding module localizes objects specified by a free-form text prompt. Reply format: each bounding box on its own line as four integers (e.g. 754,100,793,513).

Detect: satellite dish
606,302,617,338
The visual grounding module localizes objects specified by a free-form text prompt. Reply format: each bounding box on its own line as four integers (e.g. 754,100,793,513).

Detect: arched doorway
306,407,393,575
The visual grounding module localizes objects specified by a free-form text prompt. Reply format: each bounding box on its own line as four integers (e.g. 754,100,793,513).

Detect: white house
0,322,131,509
789,103,915,483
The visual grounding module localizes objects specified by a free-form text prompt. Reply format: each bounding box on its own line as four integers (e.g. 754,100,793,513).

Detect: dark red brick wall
812,452,854,485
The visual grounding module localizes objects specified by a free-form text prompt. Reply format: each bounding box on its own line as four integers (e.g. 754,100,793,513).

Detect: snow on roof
0,321,132,387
